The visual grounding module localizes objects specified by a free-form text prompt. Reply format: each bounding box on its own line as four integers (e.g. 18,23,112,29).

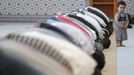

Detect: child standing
114,1,129,47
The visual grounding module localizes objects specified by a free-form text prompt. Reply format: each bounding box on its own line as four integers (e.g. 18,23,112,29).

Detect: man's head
117,1,126,13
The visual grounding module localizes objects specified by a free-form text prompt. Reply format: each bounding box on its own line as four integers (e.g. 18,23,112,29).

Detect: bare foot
120,45,125,47
116,44,120,47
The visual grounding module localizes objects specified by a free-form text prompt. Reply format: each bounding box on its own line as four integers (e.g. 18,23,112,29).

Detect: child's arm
115,14,124,28
124,14,129,28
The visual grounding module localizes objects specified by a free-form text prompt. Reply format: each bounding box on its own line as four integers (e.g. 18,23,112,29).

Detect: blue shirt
117,12,127,25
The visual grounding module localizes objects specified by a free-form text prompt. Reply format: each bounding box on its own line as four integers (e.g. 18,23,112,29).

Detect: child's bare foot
120,45,125,47
116,44,120,47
